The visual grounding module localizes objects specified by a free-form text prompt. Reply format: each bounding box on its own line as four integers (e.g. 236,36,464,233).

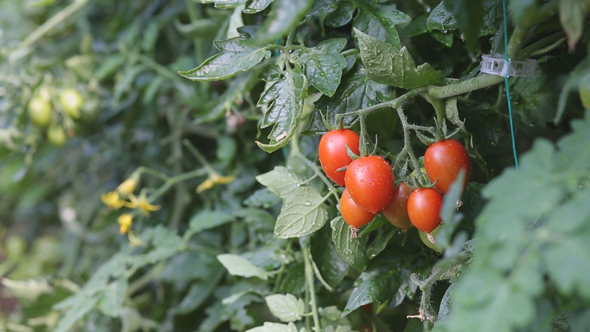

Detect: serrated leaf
274,186,329,238
559,0,590,50
342,263,410,316
98,278,128,317
367,223,396,259
330,217,368,271
54,296,98,332
293,39,347,97
355,29,442,89
246,322,299,332
265,294,305,322
256,166,300,197
306,68,390,134
352,1,411,50
179,37,270,81
427,2,459,33
257,70,308,152
253,0,314,44
217,254,269,280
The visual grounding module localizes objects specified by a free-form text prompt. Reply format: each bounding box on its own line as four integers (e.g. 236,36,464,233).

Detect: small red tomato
318,129,360,186
344,156,394,214
407,188,443,233
381,182,413,231
362,303,373,313
424,139,470,194
340,188,375,229
361,325,373,332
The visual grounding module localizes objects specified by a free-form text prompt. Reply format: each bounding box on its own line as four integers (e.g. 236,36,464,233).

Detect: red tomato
344,156,394,214
340,188,374,229
424,139,470,194
318,129,360,186
361,325,373,332
381,182,413,231
407,188,443,233
362,303,373,313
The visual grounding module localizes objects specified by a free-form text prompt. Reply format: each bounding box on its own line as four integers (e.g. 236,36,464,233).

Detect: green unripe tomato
28,96,52,127
47,126,66,147
59,89,83,119
419,226,444,253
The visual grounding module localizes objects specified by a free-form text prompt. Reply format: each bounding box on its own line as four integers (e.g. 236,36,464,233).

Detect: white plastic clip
480,54,536,77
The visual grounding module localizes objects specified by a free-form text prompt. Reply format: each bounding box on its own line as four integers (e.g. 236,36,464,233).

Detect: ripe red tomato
318,129,360,186
381,182,413,231
424,139,470,194
407,188,443,233
344,156,394,214
340,188,374,229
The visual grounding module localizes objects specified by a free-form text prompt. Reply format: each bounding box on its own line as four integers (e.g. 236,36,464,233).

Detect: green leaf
256,166,300,197
245,0,275,13
306,68,390,134
559,0,590,50
246,322,299,332
217,254,270,280
427,2,459,33
257,70,308,152
311,227,349,288
197,0,247,9
178,37,270,81
275,262,305,294
443,0,485,50
367,223,396,259
352,1,411,49
342,263,410,316
326,1,355,27
293,39,347,97
253,0,314,45
355,29,442,89
244,188,281,208
171,264,225,315
265,294,305,322
274,186,329,238
330,217,368,271
54,296,99,332
98,278,128,317
188,210,235,235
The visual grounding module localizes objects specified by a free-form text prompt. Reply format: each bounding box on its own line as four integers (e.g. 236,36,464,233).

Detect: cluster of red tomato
318,129,470,239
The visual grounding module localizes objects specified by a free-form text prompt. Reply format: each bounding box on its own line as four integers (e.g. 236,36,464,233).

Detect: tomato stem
302,244,322,332
394,107,428,186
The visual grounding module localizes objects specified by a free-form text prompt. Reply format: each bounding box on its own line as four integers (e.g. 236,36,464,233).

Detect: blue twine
502,0,519,169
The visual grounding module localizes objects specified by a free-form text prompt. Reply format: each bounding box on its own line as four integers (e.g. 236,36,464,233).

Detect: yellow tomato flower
125,195,160,216
116,178,136,195
101,191,125,209
117,213,133,234
196,172,235,193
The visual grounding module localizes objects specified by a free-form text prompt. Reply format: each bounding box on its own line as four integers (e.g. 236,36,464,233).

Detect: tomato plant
381,181,413,231
318,129,360,186
340,188,374,230
344,155,394,214
2,0,590,332
424,139,470,194
407,188,443,233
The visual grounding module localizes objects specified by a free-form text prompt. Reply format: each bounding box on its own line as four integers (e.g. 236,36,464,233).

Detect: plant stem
292,151,341,201
302,244,321,332
131,53,186,84
394,108,427,185
410,251,472,323
147,168,207,204
16,0,89,51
